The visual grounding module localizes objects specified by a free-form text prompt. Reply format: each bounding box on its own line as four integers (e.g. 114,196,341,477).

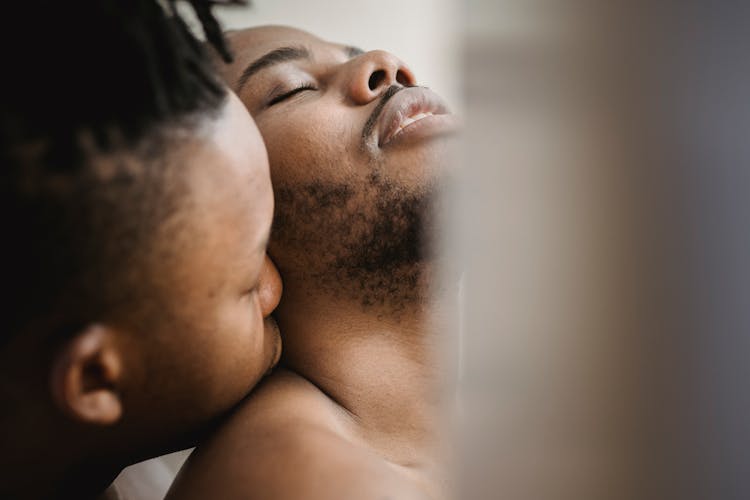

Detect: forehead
187,95,272,245
227,26,327,53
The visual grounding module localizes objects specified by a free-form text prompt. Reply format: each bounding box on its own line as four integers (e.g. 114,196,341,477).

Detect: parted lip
363,86,452,147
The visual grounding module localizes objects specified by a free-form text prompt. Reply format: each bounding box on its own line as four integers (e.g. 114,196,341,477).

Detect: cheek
259,106,360,184
225,295,266,359
189,296,265,374
198,297,269,399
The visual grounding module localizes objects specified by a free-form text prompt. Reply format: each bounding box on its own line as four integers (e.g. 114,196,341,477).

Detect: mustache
361,85,405,142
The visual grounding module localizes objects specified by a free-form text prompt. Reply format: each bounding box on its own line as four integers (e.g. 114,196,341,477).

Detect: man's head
0,0,281,481
220,26,457,311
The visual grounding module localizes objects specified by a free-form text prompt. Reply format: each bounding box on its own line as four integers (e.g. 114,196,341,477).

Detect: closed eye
268,84,317,106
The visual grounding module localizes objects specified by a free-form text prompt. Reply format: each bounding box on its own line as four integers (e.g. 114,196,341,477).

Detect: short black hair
1,0,233,345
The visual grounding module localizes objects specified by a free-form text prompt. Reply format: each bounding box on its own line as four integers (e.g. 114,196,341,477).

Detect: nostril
368,69,386,91
396,69,411,86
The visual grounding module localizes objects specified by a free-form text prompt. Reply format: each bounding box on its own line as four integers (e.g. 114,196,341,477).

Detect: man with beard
166,26,459,500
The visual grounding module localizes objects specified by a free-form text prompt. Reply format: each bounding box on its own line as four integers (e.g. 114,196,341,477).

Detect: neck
274,264,454,465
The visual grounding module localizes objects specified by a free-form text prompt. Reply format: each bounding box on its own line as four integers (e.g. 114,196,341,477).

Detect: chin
384,148,451,188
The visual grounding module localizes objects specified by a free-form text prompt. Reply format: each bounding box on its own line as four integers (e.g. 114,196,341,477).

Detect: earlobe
50,324,124,426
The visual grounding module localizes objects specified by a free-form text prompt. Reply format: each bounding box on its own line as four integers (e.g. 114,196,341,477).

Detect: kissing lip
374,87,451,147
264,315,282,376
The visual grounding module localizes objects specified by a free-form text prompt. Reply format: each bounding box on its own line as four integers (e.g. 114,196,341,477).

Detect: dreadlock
181,0,235,63
2,0,234,153
0,0,239,345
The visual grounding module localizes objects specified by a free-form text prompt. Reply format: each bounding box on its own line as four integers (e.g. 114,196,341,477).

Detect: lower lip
381,113,459,148
265,317,282,374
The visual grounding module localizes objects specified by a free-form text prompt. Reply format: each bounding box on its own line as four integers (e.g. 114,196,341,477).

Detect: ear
49,324,124,426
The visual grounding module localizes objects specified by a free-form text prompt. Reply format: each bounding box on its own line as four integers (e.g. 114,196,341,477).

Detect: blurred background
459,2,750,499
128,1,750,499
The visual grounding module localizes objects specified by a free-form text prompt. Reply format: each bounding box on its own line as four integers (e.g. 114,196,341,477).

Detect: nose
344,50,416,104
258,254,282,318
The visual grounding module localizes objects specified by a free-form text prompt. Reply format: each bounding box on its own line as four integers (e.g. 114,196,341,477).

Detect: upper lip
363,86,451,147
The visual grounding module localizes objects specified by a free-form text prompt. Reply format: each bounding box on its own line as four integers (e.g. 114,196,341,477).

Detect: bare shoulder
166,369,429,500
228,367,348,426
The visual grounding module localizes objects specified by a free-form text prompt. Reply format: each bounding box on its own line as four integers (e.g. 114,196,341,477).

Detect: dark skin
0,94,282,500
166,26,460,500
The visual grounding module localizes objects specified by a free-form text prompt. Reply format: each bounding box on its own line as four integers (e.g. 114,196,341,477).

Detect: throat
274,286,444,464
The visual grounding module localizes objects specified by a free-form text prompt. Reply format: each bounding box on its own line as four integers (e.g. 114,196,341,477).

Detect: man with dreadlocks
0,2,282,499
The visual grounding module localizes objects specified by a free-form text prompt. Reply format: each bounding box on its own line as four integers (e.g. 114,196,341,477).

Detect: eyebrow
236,45,366,93
236,46,311,92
